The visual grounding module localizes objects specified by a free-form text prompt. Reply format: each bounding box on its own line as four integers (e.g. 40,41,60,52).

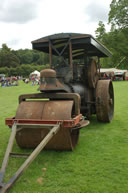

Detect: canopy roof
32,33,112,59
30,70,40,76
100,68,127,75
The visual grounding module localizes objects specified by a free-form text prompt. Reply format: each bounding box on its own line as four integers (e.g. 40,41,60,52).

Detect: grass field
0,81,128,193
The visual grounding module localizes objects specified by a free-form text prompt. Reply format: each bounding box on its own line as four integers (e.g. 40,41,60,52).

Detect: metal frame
5,114,82,129
49,38,71,66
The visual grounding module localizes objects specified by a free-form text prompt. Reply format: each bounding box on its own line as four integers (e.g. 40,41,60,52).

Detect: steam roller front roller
15,99,85,151
96,79,114,122
5,69,89,151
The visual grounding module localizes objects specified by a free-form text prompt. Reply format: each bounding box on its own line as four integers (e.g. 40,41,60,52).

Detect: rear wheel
96,80,114,122
88,59,99,88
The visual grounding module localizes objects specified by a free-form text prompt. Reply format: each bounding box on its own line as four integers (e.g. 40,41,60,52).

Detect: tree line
0,44,50,77
95,0,128,69
0,0,128,77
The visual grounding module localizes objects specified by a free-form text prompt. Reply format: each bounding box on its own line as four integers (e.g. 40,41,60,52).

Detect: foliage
95,0,128,69
95,21,106,41
12,49,49,65
0,44,20,68
99,29,128,68
0,81,128,193
0,42,68,77
109,0,128,29
0,64,50,77
0,44,51,76
0,67,9,76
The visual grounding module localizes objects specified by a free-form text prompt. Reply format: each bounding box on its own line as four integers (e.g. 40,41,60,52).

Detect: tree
13,49,34,64
108,0,128,69
0,44,20,68
2,44,11,52
109,0,128,29
94,0,128,69
95,21,106,42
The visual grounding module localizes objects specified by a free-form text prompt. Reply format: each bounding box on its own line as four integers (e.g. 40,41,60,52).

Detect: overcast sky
0,0,112,50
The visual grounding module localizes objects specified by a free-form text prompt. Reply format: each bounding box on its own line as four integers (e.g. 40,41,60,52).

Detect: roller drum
15,100,79,150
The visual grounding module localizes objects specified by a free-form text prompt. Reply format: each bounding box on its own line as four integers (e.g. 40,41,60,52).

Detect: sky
0,0,112,50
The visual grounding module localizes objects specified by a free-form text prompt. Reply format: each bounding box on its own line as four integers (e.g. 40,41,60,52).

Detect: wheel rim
108,81,114,121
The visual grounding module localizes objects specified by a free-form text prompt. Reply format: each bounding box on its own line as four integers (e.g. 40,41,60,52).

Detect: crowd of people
31,76,40,85
0,72,40,87
0,76,19,87
23,75,40,86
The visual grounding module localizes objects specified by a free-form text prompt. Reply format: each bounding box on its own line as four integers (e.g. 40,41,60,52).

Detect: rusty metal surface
96,80,114,122
15,126,79,150
39,78,66,92
40,69,56,77
16,100,73,120
15,102,46,120
76,120,90,129
14,100,80,150
5,114,83,128
39,69,66,92
18,92,81,115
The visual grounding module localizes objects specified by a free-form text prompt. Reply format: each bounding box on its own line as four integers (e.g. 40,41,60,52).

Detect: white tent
30,70,40,77
100,68,116,73
100,68,127,75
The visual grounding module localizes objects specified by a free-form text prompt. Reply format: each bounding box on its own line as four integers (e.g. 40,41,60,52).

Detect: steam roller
8,69,88,151
0,69,89,193
0,33,114,193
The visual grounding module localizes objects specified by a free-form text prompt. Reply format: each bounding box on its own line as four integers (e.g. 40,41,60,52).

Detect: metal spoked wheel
88,59,99,88
96,80,114,122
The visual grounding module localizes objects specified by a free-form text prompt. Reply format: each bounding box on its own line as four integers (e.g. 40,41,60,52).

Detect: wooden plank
0,122,17,184
0,124,60,193
10,153,30,158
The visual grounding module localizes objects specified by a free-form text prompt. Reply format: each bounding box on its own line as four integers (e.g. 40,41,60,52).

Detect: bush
0,67,10,76
0,64,50,77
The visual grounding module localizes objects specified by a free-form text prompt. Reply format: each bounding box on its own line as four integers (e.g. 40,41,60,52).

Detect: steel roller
15,100,79,150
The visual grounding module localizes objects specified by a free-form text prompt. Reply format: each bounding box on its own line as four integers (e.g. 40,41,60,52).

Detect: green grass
0,81,128,193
